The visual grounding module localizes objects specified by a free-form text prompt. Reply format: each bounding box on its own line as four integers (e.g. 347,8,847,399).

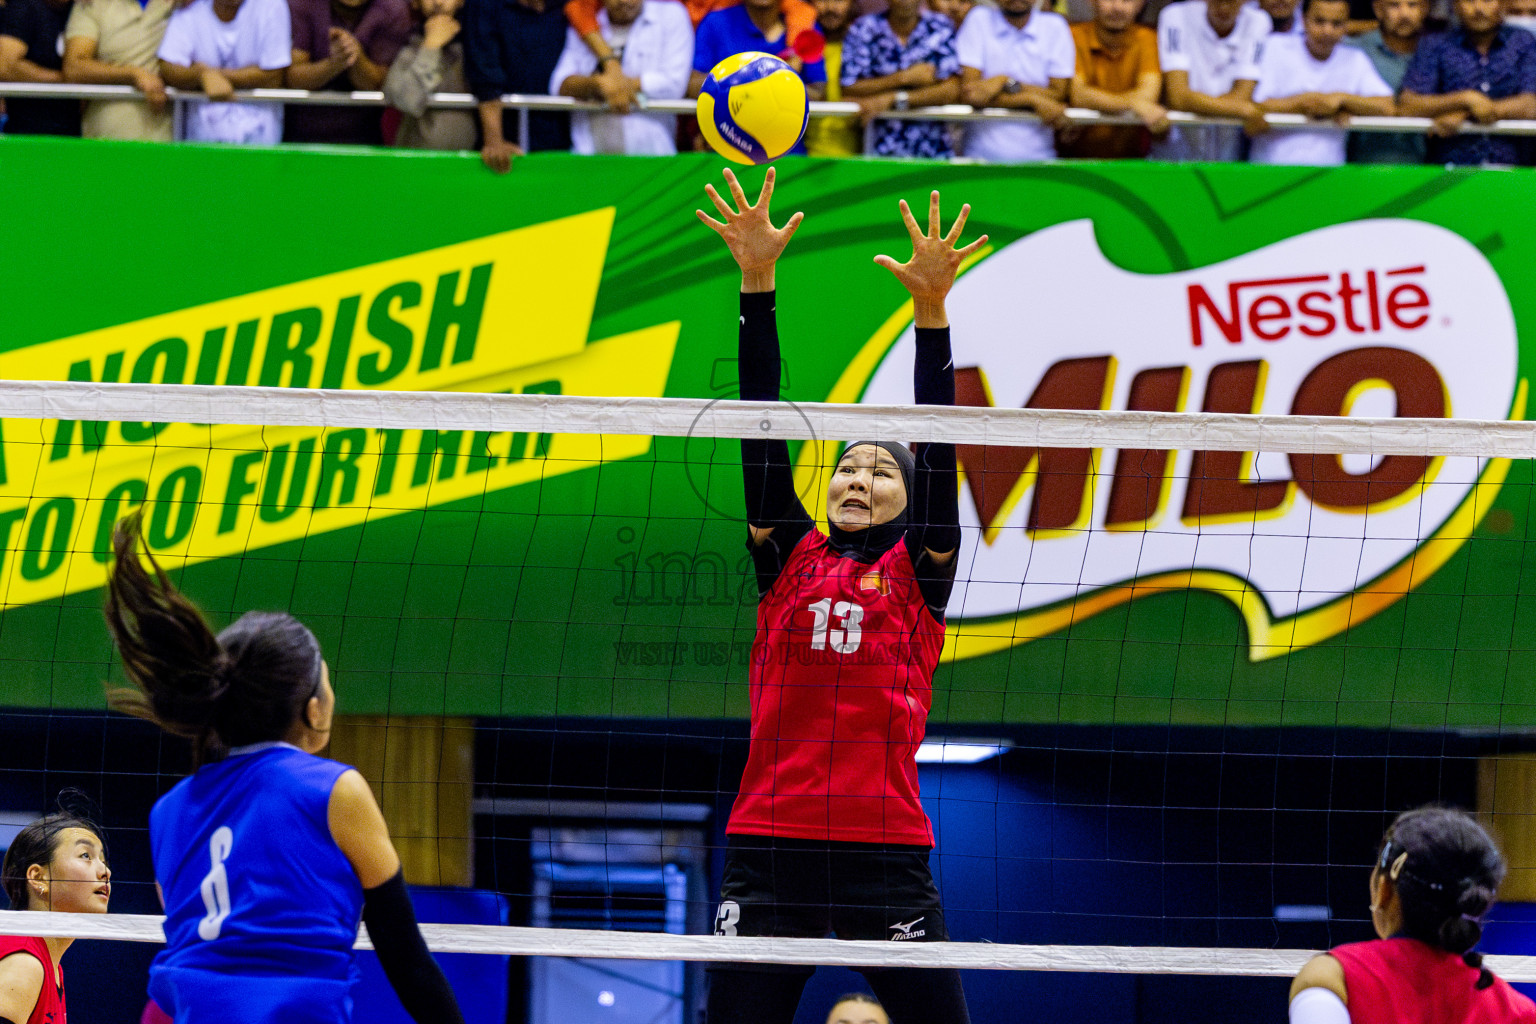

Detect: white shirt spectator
548,0,692,155
157,0,290,144
955,5,1075,161
1154,0,1268,160
1250,33,1392,164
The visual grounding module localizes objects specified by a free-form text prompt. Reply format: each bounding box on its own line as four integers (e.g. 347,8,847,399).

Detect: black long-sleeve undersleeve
907,326,960,614
739,291,812,595
362,870,465,1024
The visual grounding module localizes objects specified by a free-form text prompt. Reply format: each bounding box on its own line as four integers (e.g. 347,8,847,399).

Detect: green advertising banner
0,137,1530,731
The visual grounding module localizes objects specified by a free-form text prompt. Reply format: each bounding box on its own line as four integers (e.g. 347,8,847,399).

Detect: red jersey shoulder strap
0,936,60,1024
0,936,51,978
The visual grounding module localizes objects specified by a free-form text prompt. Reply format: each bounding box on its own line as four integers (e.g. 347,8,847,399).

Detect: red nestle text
1188,265,1429,347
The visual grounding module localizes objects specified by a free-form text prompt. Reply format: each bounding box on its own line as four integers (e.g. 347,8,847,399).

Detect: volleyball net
2,379,1535,998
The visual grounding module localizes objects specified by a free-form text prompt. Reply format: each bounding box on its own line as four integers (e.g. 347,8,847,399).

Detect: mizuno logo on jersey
889,917,926,941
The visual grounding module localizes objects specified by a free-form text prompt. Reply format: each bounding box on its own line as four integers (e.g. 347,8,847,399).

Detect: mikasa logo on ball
718,119,752,149
856,220,1521,659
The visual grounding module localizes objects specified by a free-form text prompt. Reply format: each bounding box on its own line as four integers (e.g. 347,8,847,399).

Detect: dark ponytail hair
2,808,105,911
104,514,325,765
1376,806,1504,990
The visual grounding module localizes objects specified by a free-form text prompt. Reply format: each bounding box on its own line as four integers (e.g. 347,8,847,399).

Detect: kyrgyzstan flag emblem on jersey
858,570,889,596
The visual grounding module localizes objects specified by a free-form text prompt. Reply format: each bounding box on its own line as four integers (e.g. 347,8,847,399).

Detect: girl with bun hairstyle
1290,806,1536,1024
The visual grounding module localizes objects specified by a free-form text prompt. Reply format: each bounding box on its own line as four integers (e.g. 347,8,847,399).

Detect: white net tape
5,382,1528,981
2,379,1533,456
8,910,1536,980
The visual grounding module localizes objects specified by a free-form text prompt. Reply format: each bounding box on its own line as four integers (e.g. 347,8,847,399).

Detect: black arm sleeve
907,326,960,614
739,290,812,595
362,870,466,1024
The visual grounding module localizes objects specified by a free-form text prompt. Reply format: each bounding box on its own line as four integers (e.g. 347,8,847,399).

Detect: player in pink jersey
1289,806,1536,1024
695,167,985,1024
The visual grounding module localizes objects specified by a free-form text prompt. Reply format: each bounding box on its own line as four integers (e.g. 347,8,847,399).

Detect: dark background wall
2,710,1529,1024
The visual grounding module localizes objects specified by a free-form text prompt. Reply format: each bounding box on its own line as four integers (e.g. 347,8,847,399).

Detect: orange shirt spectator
1059,5,1163,156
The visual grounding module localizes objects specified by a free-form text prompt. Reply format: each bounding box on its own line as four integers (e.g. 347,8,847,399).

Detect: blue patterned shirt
840,9,959,157
1401,24,1536,165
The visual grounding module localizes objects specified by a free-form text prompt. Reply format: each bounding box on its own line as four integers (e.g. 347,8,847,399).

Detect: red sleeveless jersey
0,936,65,1024
1331,938,1536,1024
728,529,945,845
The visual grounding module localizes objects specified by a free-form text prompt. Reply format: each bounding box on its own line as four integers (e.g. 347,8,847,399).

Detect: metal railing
4,81,1534,151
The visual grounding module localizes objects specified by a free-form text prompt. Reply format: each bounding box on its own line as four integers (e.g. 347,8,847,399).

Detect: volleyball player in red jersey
0,811,112,1024
695,168,984,1024
1289,806,1536,1024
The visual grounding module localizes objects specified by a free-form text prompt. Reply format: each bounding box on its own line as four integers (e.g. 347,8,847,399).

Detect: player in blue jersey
102,514,465,1024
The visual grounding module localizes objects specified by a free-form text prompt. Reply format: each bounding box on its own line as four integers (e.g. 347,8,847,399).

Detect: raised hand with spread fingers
696,166,805,294
873,191,988,329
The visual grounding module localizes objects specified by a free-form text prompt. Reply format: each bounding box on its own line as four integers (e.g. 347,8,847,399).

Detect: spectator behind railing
285,0,411,143
955,0,1075,159
1249,0,1394,163
688,0,828,158
0,0,82,136
1399,0,1536,164
11,3,1536,169
464,0,572,172
549,0,692,153
689,0,827,91
565,0,815,78
61,0,173,140
1346,0,1429,162
1259,0,1304,34
1154,0,1268,159
804,0,861,153
156,0,290,144
926,0,977,29
840,0,960,156
383,0,476,148
1059,0,1167,157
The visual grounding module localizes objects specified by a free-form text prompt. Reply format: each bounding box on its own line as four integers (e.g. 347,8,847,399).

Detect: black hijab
825,441,915,562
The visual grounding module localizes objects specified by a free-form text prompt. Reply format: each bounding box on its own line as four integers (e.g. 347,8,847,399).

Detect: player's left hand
874,191,987,313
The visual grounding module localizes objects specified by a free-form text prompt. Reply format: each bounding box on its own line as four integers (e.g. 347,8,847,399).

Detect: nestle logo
1188,265,1430,347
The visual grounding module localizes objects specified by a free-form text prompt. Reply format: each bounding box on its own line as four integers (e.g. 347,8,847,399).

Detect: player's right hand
696,167,805,288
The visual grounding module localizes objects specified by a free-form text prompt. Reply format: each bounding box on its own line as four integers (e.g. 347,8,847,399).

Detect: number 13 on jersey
807,598,863,654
